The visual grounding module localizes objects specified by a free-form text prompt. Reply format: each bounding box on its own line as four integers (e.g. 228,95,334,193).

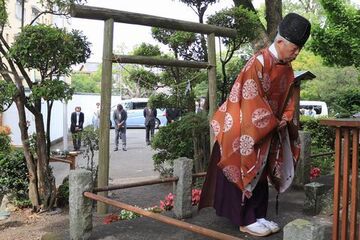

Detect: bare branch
30,11,69,26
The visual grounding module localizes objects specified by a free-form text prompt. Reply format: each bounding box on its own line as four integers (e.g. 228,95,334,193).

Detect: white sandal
257,218,281,233
239,221,272,237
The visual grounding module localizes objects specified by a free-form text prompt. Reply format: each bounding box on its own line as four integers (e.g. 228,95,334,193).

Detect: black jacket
70,111,84,133
143,107,157,126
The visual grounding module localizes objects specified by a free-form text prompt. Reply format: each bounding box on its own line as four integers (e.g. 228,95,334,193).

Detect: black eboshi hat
278,13,311,47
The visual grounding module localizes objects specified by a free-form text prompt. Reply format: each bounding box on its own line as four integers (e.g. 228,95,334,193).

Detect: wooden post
68,154,76,170
207,33,216,146
97,18,114,214
333,127,341,240
320,119,360,240
340,129,350,240
349,129,358,240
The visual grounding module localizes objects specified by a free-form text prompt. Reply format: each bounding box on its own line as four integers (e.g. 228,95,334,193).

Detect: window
133,102,148,110
15,0,23,20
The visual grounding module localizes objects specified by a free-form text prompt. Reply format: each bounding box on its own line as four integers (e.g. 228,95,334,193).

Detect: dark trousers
214,168,269,227
72,130,82,150
115,127,126,147
145,124,155,143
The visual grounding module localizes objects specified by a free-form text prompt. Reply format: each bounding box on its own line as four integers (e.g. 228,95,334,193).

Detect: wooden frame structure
82,172,243,240
320,119,360,240
71,4,237,214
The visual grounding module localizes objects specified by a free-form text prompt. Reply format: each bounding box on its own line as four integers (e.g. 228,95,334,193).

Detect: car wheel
155,118,161,129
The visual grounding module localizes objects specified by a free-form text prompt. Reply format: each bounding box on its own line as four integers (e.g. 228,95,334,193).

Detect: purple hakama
214,167,269,226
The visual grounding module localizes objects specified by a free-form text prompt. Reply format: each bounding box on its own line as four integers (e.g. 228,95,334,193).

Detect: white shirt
76,112,80,125
256,43,278,66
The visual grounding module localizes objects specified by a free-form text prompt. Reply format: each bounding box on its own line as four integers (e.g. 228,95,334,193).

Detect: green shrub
300,116,335,149
0,149,29,204
152,112,209,176
56,176,69,208
0,132,11,152
80,126,99,186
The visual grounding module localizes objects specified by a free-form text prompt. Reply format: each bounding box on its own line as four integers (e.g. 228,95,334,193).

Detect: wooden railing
320,119,360,240
49,152,77,170
82,172,242,240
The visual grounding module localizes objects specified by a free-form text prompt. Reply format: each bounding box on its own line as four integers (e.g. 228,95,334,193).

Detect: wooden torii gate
71,4,237,213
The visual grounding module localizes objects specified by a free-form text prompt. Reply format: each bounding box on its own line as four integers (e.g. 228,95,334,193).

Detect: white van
111,98,167,128
299,100,328,117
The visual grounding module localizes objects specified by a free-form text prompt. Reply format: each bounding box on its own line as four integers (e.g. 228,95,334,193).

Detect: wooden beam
207,33,216,146
320,119,360,128
97,18,114,214
113,55,209,69
71,4,237,38
84,192,243,240
93,177,179,193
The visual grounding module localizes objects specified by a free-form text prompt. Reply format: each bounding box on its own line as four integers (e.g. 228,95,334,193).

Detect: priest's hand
277,119,287,130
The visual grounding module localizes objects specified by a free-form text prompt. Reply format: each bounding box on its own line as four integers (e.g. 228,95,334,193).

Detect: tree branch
0,35,33,87
30,11,69,26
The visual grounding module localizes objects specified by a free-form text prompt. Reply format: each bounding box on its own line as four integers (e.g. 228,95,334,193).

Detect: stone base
284,218,332,240
303,182,326,215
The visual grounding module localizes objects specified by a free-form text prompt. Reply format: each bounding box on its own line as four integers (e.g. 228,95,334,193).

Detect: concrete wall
3,93,122,146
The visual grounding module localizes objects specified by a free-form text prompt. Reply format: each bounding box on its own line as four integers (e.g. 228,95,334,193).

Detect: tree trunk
14,96,41,210
33,104,55,210
265,0,282,41
46,101,54,158
197,9,208,62
220,60,228,103
233,0,271,50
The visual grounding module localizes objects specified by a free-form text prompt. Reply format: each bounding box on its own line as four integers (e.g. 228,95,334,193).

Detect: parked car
299,100,329,117
110,98,167,129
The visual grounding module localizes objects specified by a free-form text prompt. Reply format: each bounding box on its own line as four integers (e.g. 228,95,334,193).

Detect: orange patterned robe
210,48,301,195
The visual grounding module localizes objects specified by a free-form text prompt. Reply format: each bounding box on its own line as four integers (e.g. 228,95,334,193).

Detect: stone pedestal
69,169,93,240
284,218,332,240
173,157,193,219
293,131,311,188
304,182,326,215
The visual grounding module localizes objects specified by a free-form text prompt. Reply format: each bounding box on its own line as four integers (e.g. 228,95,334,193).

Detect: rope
114,58,206,89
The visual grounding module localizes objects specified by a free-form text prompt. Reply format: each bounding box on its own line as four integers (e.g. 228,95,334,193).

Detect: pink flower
103,214,119,224
192,189,202,206
310,167,321,180
160,193,175,211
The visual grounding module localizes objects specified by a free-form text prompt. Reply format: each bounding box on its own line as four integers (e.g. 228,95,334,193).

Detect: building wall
3,93,123,146
5,0,53,44
3,1,69,82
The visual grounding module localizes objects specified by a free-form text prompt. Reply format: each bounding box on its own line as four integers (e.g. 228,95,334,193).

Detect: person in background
92,102,101,129
308,106,316,117
165,107,180,124
70,106,84,151
199,13,311,237
113,104,127,151
143,103,157,145
195,101,202,113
